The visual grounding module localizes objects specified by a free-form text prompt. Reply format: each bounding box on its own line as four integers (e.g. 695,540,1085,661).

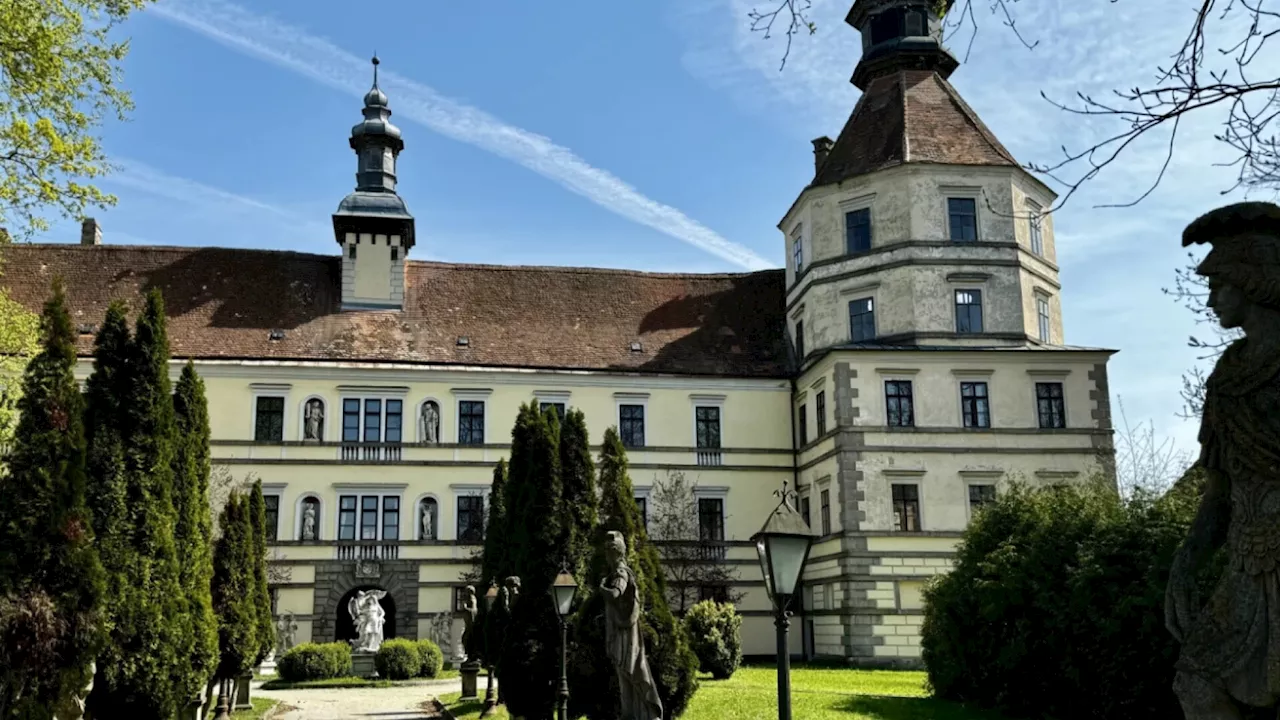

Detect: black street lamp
550,568,579,720
212,677,232,720
481,583,500,718
753,481,814,720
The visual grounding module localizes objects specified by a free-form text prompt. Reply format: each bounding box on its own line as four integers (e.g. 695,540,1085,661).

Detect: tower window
904,9,924,36
955,290,984,333
816,391,827,436
1037,295,1051,342
960,381,990,428
948,197,978,242
391,247,399,261
885,380,914,427
849,297,876,343
845,208,872,254
1036,382,1066,429
792,226,804,274
1028,201,1044,255
870,9,903,44
348,244,357,260
795,320,805,359
797,403,807,445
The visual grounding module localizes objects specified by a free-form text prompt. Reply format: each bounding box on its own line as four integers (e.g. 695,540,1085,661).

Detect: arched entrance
335,586,398,645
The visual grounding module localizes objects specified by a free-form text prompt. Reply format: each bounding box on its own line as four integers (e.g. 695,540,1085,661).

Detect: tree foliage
0,278,104,719
560,408,598,581
247,480,275,665
648,470,744,615
682,601,742,680
211,492,259,682
0,284,39,466
0,0,156,239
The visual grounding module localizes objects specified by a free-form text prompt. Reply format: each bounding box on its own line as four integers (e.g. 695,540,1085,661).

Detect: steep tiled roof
813,70,1018,186
3,244,789,377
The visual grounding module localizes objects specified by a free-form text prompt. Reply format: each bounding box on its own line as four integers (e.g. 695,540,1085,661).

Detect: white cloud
147,0,773,271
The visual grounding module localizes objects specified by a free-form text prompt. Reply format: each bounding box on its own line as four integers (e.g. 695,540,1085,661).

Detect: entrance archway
335,586,398,645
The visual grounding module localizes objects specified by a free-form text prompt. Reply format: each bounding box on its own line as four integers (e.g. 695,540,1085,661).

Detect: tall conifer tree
211,493,259,686
477,459,509,666
247,480,275,664
559,408,598,578
0,279,104,719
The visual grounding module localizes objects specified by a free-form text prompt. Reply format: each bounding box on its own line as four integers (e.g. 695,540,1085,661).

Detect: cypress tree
212,492,259,684
0,279,105,718
559,408,598,579
247,480,275,665
172,361,219,700
477,459,509,666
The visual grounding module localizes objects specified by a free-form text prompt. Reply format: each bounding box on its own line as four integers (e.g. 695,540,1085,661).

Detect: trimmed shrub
683,601,742,679
277,642,353,682
415,639,444,678
374,639,422,680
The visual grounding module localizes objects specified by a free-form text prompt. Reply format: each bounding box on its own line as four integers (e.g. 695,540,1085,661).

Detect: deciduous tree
648,470,744,615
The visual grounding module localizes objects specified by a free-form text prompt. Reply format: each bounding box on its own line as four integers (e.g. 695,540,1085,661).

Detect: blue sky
35,0,1272,460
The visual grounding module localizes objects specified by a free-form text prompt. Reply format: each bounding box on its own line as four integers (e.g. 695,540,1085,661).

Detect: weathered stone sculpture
421,400,440,444
1166,202,1280,718
304,399,324,441
301,501,317,541
459,585,478,661
421,500,435,540
600,531,663,720
348,589,388,653
276,611,298,655
504,575,521,608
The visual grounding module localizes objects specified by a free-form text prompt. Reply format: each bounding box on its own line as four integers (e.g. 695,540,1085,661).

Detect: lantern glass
551,570,578,618
765,534,811,597
755,538,776,602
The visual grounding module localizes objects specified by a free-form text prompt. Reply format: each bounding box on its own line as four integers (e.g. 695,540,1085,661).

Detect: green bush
683,600,742,679
920,479,1219,719
277,642,353,682
415,638,444,678
374,639,422,680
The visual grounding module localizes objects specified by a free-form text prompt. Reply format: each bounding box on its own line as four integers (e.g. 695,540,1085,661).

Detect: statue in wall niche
276,611,298,656
348,589,388,653
301,501,317,541
1166,202,1280,719
459,585,478,662
420,400,440,444
304,399,324,441
420,500,436,540
600,531,663,720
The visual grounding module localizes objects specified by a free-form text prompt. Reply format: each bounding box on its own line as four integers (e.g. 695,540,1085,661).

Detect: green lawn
260,668,463,690
440,665,1005,720
230,696,279,719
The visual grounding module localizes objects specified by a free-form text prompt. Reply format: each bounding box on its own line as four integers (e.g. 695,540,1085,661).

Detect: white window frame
884,468,926,532
451,483,491,543
942,187,983,242
249,383,291,442
692,485,729,542
333,483,408,542
689,394,726,448
614,392,650,449
452,388,493,445
338,396,407,444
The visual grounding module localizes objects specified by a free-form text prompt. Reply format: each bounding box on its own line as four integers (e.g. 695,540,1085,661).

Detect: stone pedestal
177,695,203,720
460,660,481,699
234,673,252,710
352,651,378,679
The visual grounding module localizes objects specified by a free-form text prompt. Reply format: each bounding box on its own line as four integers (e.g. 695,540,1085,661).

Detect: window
892,484,921,532
337,494,400,541
635,496,647,528
539,402,566,421
815,391,827,436
457,495,485,542
794,320,805,360
360,496,378,540
955,290,984,333
797,404,808,445
382,496,400,541
338,496,356,540
695,407,721,449
698,585,730,603
254,396,284,442
1037,296,1051,342
341,398,403,443
698,498,725,542
1036,382,1066,429
348,244,356,260
960,382,991,428
885,380,914,427
969,484,997,513
792,226,804,273
845,208,871,254
849,298,875,343
264,495,280,541
459,400,485,445
390,247,399,261
948,197,978,241
619,404,645,448
799,495,811,528
820,489,831,535
1028,201,1044,255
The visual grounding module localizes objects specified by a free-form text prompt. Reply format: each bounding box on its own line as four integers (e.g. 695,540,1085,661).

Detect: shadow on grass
448,697,486,716
841,694,1008,720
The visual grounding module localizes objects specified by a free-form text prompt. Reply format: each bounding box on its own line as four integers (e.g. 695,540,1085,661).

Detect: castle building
5,0,1113,665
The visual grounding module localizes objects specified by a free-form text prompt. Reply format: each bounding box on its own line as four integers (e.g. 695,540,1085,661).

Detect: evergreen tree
172,361,218,701
0,279,104,719
477,459,509,666
211,492,259,685
559,408,598,579
247,480,275,665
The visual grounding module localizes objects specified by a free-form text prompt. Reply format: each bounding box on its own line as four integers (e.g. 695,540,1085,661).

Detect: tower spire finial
371,53,380,88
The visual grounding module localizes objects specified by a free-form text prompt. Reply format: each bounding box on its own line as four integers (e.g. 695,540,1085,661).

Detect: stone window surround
959,470,1002,522
261,482,286,541
841,281,880,343
451,388,493,445
689,394,726,448
250,382,291,442
410,492,442,541
451,483,491,542
692,485,729,541
614,392,650,448
875,367,918,426
1026,198,1045,255
336,385,409,444
952,368,995,429
949,274,989,335
1027,369,1071,428
633,484,652,530
941,185,984,241
332,483,408,541
816,475,834,536
884,468,927,532
840,192,877,254
1033,288,1053,343
533,389,571,416
791,222,805,274
297,394,327,442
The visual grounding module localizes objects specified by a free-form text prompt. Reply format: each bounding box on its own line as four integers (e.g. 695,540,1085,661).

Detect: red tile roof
813,70,1018,186
2,244,790,377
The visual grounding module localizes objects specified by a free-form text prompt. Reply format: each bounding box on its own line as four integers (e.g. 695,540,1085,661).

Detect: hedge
277,642,353,682
374,639,422,680
416,639,444,678
683,601,742,680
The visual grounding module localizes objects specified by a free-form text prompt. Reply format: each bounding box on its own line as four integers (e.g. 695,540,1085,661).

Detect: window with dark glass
795,320,805,360
342,399,360,442
816,391,827,436
798,403,808,445
698,498,725,542
363,399,382,443
969,484,997,513
799,495,811,528
955,289,983,333
338,495,357,541
845,208,871,254
1037,296,1051,342
820,489,831,535
635,497,647,527
620,404,645,448
793,230,804,273
695,407,721,449
870,8,902,44
892,484,921,532
849,297,875,343
960,381,990,428
457,495,485,542
885,380,914,427
1036,382,1067,429
459,401,485,445
698,585,730,603
539,402,566,421
382,496,399,541
264,495,279,541
1028,201,1044,255
341,398,403,444
360,496,379,540
385,400,402,443
948,197,978,241
254,396,284,442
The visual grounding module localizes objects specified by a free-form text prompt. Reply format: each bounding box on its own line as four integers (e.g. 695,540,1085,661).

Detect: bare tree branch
1113,397,1193,498
747,0,817,70
1162,251,1242,418
647,470,744,615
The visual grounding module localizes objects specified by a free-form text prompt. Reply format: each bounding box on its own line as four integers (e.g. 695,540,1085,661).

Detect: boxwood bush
276,642,353,682
682,600,742,679
374,639,422,680
415,639,444,678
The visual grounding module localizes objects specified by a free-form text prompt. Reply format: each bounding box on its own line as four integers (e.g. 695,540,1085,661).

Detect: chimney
80,218,101,246
811,136,834,175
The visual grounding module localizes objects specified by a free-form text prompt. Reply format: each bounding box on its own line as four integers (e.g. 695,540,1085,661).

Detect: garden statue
459,585,478,661
276,611,298,655
421,401,440,444
348,589,388,653
304,399,324,441
504,575,521,608
1166,202,1280,718
600,531,663,720
301,502,317,541
421,500,435,540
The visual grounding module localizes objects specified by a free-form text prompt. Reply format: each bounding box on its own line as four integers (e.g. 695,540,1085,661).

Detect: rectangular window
885,380,914,428
969,484,997,513
798,404,808,445
381,496,399,541
849,297,875,343
264,495,280,541
254,396,284,442
795,320,805,360
539,402,566,421
1028,201,1044,255
1037,296,1051,342
698,585,730,604
619,404,646,448
338,495,357,541
341,398,403,444
385,400,403,443
799,495,811,528
635,497,647,528
892,484,921,532
1036,382,1066,429
695,407,721,449
342,399,360,443
948,197,978,242
820,489,831,535
845,208,872,254
955,289,984,333
459,401,485,445
698,498,725,542
457,495,485,542
363,399,382,443
792,228,804,273
960,381,991,429
815,391,827,436
360,495,379,540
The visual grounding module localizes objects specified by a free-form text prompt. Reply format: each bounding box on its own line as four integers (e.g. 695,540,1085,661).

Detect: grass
438,691,507,720
260,669,465,690
440,665,1006,720
230,696,280,719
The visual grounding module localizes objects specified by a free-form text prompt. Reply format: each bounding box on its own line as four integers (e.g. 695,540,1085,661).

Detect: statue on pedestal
1167,202,1280,718
277,611,298,656
600,531,663,720
301,501,317,541
304,399,324,441
348,589,388,653
420,401,440,444
459,585,478,662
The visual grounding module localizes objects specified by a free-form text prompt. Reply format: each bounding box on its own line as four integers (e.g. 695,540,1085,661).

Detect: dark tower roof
846,0,958,90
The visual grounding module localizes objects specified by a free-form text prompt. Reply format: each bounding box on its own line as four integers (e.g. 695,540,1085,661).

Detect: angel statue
1166,202,1280,718
348,589,388,653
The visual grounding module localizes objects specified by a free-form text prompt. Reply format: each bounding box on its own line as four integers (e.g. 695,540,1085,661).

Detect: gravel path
254,677,462,720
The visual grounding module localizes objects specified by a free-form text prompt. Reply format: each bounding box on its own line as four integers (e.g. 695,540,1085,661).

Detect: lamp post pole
557,616,570,720
774,602,792,720
213,677,231,720
753,481,813,720
481,583,499,718
550,567,579,720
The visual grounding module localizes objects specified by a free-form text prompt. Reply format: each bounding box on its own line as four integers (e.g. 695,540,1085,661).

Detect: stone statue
348,589,388,653
1167,202,1280,718
428,612,453,657
504,575,521,608
600,531,663,720
459,585,478,662
304,399,324,441
276,611,298,656
421,401,440,444
301,501,317,541
420,500,435,540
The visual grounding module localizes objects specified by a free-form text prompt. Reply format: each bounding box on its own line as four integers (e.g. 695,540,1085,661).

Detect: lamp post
753,481,814,720
212,677,232,720
550,568,579,720
481,583,500,717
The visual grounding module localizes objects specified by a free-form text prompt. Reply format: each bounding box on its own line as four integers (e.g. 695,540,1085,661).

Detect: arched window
418,497,439,541
299,496,321,541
